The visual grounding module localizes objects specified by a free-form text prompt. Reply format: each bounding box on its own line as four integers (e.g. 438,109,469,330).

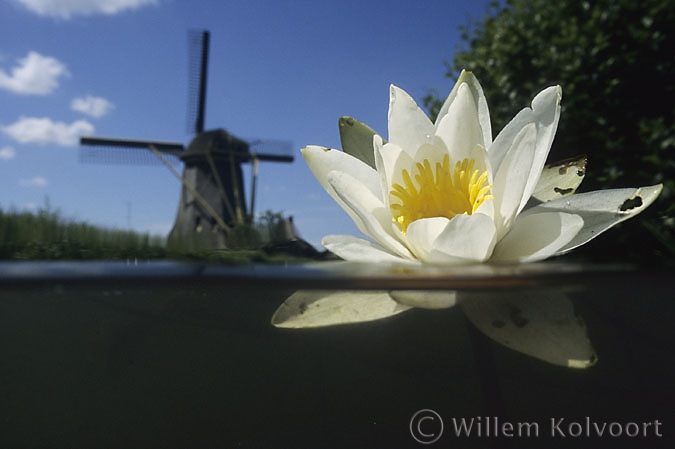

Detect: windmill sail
187,30,209,135
248,139,294,162
79,136,184,166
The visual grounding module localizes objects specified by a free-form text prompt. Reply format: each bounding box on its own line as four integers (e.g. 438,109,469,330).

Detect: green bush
424,0,674,266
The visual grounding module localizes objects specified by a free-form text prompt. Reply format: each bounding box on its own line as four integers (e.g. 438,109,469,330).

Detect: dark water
0,261,672,448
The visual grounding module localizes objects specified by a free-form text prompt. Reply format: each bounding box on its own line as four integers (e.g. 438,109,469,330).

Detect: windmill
80,30,294,250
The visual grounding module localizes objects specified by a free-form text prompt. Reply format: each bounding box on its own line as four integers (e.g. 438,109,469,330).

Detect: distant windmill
80,30,294,250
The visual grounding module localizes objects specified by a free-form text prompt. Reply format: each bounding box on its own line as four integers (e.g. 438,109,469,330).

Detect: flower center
389,154,493,233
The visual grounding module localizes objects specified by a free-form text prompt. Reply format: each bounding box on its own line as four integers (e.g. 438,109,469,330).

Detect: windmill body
79,31,293,250
168,129,249,250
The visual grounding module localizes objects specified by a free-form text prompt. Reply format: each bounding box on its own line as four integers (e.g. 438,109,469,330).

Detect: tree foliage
425,0,674,264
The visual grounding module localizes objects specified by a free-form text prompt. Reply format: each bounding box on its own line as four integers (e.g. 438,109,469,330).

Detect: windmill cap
182,128,250,161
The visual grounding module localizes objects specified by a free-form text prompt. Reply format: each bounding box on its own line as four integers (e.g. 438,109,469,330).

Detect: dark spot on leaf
575,156,587,176
554,187,574,195
508,305,529,328
492,320,506,328
551,155,587,177
339,116,355,128
619,196,643,212
299,303,307,314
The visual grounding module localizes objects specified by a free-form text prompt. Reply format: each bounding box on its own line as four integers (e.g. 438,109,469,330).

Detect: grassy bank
0,207,166,260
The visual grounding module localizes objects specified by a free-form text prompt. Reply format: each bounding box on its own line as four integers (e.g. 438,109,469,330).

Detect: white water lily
304,70,662,265
272,71,663,368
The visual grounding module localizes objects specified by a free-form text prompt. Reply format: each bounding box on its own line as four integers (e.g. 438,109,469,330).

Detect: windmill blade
247,138,294,163
187,30,210,134
253,154,294,163
79,136,185,166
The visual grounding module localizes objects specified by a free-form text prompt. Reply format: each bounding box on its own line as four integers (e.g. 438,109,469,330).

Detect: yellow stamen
390,154,493,233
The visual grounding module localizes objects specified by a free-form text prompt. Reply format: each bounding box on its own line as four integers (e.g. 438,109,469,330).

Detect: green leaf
338,116,384,169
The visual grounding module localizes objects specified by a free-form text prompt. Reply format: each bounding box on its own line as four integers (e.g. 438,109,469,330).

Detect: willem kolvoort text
451,416,663,438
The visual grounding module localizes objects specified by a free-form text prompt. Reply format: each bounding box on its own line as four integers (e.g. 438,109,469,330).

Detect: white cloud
0,146,16,160
14,0,159,19
19,176,48,187
2,116,95,146
0,51,69,95
71,95,114,118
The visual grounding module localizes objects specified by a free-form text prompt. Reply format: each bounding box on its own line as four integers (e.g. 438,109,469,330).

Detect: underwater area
0,261,672,449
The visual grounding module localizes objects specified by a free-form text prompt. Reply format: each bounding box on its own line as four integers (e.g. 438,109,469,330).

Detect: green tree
426,0,674,265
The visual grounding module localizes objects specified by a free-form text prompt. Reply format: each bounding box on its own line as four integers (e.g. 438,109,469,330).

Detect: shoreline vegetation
0,206,326,264
1,205,669,267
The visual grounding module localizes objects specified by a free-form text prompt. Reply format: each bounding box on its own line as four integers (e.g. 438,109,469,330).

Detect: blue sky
0,0,491,248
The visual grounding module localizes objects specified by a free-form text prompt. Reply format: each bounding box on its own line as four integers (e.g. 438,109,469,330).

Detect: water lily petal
492,211,583,263
436,70,492,146
321,234,415,264
272,290,411,328
327,170,414,259
489,86,561,186
302,146,386,241
302,145,382,201
390,290,457,309
427,213,497,264
374,140,415,209
435,83,485,162
522,184,664,254
388,85,435,154
488,109,534,174
517,86,563,214
404,217,450,260
460,290,597,368
412,141,451,167
492,123,537,238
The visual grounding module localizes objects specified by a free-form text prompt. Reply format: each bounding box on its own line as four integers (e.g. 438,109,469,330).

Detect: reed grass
0,206,166,260
0,206,317,262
